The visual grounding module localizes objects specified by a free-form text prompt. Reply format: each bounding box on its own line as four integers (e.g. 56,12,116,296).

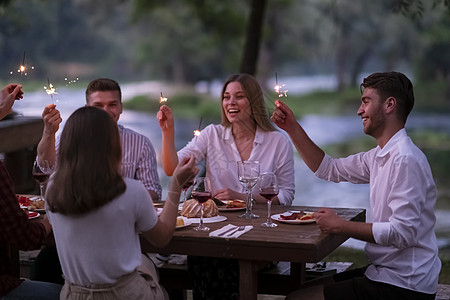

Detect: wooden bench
151,254,353,298
19,252,449,299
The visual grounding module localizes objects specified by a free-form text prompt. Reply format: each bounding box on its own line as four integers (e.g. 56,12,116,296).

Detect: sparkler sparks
44,78,58,103
274,72,288,98
10,51,34,76
65,77,80,86
194,117,203,139
159,92,168,104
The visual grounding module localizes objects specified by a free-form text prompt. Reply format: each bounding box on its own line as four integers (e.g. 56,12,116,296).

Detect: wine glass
32,159,52,201
191,177,212,231
237,160,260,219
259,173,279,228
181,179,194,203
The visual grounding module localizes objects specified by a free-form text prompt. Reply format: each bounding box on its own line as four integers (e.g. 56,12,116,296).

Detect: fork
224,226,245,237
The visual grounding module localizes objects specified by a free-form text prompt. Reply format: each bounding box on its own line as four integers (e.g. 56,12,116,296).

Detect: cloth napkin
209,224,253,239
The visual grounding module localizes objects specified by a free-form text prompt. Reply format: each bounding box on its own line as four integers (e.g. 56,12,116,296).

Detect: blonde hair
46,107,125,215
220,73,276,132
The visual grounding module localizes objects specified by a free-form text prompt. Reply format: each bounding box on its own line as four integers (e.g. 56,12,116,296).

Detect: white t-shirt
47,178,158,286
315,129,441,294
177,124,295,205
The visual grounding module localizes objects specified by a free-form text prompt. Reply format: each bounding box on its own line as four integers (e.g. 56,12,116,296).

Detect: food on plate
299,213,314,221
279,211,315,221
223,200,245,209
17,195,31,206
180,199,219,218
26,211,39,219
176,217,185,227
28,200,45,211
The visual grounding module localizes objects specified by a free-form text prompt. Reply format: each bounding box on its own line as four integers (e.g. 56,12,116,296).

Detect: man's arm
271,100,325,172
314,207,375,243
37,104,62,167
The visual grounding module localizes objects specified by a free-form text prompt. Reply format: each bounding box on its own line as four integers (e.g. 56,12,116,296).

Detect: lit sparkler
274,72,288,98
10,51,34,76
194,117,203,139
44,78,58,104
159,92,168,104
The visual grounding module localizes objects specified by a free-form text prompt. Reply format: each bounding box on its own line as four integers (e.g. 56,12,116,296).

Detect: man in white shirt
37,78,161,200
272,72,441,300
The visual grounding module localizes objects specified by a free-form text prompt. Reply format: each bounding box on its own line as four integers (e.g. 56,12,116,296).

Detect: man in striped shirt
38,78,162,201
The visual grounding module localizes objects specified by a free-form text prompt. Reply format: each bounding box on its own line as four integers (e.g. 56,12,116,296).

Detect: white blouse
177,124,295,205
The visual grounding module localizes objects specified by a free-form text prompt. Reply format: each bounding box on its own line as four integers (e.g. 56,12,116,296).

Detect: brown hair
220,73,276,132
360,72,414,123
46,106,126,215
85,78,122,104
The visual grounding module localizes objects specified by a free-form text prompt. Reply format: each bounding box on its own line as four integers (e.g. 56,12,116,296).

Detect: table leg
239,260,258,300
290,262,306,288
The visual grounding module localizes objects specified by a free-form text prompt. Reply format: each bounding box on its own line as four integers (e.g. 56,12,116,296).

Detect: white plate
27,212,40,219
187,215,227,224
218,201,246,212
176,217,193,229
271,211,315,224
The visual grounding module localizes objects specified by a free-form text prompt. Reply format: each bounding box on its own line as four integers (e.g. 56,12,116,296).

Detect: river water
12,85,450,249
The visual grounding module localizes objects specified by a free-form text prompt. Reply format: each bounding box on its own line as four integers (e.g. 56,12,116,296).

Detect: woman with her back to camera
45,106,198,299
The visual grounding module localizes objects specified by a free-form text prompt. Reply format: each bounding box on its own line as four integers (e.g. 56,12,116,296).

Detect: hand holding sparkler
0,84,23,120
270,100,297,133
41,104,62,136
157,104,174,134
6,84,24,100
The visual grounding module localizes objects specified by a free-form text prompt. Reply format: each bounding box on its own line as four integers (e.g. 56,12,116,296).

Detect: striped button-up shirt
54,125,162,200
118,125,162,200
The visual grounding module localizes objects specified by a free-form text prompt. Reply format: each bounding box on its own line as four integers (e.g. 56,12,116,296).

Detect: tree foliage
1,0,450,94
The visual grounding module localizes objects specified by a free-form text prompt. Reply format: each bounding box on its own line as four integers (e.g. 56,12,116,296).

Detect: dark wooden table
141,204,366,300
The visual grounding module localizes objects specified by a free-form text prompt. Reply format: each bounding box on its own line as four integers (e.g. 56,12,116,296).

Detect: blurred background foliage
1,0,450,101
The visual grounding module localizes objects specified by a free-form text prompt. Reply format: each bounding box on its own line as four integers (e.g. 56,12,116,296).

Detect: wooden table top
141,204,366,263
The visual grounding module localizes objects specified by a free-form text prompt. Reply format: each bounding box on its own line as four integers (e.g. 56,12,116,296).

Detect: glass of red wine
181,179,194,203
191,177,212,231
259,172,279,228
32,159,52,201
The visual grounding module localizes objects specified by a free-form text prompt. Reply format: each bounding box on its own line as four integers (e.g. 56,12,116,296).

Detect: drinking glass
259,173,279,227
191,177,212,231
181,179,194,203
237,160,260,219
32,159,52,201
